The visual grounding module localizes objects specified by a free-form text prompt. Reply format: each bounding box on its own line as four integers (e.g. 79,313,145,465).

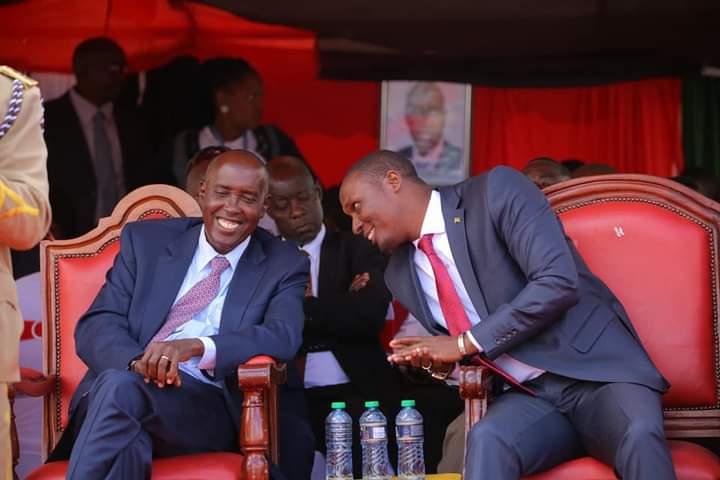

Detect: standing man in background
44,37,153,239
0,66,51,479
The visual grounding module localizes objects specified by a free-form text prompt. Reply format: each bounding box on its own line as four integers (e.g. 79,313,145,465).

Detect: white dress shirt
68,88,125,196
412,190,545,384
164,226,250,386
299,225,352,388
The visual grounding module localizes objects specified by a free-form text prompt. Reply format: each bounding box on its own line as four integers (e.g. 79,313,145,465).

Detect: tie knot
210,255,230,275
418,234,436,256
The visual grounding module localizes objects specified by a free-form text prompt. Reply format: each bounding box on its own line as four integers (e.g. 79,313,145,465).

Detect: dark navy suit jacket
385,166,668,392
70,217,309,427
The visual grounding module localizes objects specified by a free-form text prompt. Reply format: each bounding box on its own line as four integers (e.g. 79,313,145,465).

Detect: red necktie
417,234,534,395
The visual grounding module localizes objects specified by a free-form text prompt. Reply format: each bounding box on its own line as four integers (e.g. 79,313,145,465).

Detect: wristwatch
457,333,468,356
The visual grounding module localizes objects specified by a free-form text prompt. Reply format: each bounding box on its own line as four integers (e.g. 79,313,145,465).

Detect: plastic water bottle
325,402,353,480
359,400,391,480
396,399,425,480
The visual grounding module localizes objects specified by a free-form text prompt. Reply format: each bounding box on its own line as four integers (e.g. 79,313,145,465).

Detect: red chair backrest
546,175,720,436
40,185,200,456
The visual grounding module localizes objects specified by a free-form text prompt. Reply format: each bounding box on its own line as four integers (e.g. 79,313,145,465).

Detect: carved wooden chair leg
459,366,493,476
238,361,287,480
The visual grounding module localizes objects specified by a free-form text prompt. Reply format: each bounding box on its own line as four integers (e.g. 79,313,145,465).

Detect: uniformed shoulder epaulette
0,66,38,89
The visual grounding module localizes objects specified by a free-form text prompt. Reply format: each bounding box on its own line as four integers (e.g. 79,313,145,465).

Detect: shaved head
346,150,421,186
267,156,315,186
206,150,268,196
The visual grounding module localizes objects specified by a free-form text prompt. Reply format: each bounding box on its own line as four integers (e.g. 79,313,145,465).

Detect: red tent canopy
0,0,316,78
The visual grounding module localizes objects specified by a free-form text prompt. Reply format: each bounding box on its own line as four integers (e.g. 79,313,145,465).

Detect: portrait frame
380,80,472,186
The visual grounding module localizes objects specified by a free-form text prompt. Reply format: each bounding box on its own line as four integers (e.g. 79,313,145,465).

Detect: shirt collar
69,87,114,127
195,225,250,274
413,190,446,247
298,224,326,259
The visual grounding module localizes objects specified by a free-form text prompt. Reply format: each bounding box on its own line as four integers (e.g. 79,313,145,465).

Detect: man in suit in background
44,37,155,239
267,156,462,474
53,151,308,479
339,150,675,479
397,82,462,183
0,66,52,480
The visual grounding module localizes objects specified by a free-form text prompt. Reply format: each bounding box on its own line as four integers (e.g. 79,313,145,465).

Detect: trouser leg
67,370,236,480
569,382,676,480
464,390,583,480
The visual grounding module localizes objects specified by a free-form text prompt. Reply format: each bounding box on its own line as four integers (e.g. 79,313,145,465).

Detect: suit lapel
219,234,267,334
440,187,490,318
318,231,340,297
139,223,201,345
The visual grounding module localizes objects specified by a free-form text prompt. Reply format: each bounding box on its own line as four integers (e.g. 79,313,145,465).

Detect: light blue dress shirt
164,226,249,386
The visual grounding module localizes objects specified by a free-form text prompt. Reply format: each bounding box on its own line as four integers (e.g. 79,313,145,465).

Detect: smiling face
198,152,267,254
340,171,409,254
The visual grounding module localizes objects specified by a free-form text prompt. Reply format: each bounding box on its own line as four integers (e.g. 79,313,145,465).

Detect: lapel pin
453,216,462,224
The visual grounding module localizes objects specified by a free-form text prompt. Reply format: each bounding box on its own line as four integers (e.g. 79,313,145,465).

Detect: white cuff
197,337,217,369
465,331,484,354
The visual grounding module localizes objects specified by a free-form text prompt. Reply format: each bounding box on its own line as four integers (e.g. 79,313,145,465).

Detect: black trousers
465,372,676,479
306,378,463,476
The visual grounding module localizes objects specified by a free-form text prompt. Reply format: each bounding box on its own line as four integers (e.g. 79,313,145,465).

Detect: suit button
495,338,502,345
511,329,518,335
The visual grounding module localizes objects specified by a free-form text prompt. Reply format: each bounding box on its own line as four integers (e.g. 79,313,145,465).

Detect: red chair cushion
55,240,120,429
27,453,245,479
559,202,717,408
524,440,720,480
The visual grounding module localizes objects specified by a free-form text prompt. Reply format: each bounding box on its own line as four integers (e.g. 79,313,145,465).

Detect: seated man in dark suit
340,150,675,480
44,37,157,239
51,151,309,479
266,156,462,474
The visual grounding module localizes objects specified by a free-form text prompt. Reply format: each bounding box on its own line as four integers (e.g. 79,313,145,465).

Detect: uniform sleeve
0,82,51,250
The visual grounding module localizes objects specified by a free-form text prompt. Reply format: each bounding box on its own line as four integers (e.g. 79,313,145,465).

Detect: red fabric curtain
0,0,315,75
470,78,684,177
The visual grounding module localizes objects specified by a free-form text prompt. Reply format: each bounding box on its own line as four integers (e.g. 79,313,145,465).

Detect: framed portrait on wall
380,81,471,186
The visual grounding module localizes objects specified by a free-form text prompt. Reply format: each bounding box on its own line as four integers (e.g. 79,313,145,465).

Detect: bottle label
360,425,387,440
396,424,424,439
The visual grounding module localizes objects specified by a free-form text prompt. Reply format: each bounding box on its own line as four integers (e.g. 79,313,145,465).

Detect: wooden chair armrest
459,365,494,436
237,356,287,480
14,368,57,397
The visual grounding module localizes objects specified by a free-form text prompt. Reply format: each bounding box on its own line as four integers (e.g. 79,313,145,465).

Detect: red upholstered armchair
11,185,283,480
460,174,720,479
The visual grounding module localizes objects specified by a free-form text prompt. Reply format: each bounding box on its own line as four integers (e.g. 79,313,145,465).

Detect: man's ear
198,180,207,201
385,170,402,193
314,181,323,201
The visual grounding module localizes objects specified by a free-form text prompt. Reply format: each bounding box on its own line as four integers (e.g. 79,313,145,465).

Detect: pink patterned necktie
151,255,231,343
